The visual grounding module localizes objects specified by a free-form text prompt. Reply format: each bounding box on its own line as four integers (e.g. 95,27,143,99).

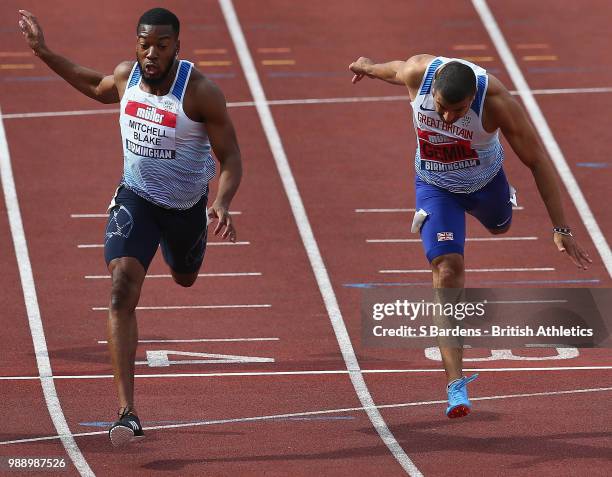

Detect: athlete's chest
414,108,478,142
120,93,180,159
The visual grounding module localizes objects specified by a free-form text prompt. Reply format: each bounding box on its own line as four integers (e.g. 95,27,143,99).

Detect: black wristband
553,227,572,236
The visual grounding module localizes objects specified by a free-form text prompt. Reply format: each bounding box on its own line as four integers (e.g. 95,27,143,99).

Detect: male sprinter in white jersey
349,55,591,418
19,8,243,445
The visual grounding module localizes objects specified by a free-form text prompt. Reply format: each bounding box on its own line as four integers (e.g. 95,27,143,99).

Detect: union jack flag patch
437,232,454,241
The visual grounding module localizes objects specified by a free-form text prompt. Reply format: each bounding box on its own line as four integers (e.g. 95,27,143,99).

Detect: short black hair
137,8,180,36
433,61,476,103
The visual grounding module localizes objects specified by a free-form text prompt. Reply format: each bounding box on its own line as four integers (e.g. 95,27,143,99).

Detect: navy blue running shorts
415,168,513,263
104,186,208,273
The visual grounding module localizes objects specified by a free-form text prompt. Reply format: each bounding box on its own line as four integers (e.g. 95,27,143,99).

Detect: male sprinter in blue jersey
20,8,243,445
349,55,591,418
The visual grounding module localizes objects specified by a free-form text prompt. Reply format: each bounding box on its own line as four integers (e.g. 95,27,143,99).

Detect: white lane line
92,304,271,311
380,267,555,274
85,272,262,279
367,236,537,243
71,214,109,218
71,211,242,218
266,95,409,105
2,386,610,446
473,0,612,278
529,87,612,95
97,337,279,344
0,109,94,475
462,236,535,241
78,241,250,248
2,365,612,381
4,87,612,120
355,206,524,212
356,208,415,213
140,386,612,432
2,108,119,119
218,1,421,475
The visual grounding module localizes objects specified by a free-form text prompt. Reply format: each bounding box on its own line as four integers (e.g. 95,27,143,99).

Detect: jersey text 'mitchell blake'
129,120,169,147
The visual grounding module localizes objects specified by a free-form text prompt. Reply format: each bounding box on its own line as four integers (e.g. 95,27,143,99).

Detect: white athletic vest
411,57,504,193
119,60,216,209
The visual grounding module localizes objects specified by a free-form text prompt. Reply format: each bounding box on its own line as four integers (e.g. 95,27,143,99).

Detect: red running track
0,0,611,476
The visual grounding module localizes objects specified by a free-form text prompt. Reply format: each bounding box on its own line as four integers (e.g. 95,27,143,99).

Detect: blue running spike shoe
446,374,479,418
109,407,145,447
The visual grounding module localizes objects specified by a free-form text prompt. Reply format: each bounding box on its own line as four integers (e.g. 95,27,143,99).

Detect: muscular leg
107,257,146,413
431,253,465,383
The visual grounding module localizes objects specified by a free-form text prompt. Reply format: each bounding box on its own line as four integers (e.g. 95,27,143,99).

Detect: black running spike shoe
108,407,145,447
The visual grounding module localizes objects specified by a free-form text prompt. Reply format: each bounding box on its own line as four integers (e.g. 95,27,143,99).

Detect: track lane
483,0,612,274
0,177,41,376
2,1,608,472
1,1,415,475
233,0,612,474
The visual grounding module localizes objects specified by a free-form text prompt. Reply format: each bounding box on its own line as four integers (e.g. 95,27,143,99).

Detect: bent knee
431,254,465,286
489,223,511,235
109,269,143,314
172,272,198,287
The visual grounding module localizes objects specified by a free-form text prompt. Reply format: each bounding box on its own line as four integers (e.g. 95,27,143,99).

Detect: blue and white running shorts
104,186,208,273
415,168,513,262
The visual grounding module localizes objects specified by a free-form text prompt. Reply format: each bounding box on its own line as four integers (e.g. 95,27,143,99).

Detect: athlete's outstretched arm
490,80,592,269
18,10,123,104
198,79,242,242
349,54,433,100
348,57,408,85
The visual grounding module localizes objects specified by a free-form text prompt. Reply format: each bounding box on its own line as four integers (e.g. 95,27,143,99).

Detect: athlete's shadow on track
42,345,112,366
4,418,608,469
123,413,611,469
135,414,610,468
141,458,211,471
360,414,612,468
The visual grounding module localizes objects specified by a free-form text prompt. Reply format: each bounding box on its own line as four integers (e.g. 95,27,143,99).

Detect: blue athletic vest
411,57,504,193
119,60,216,209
